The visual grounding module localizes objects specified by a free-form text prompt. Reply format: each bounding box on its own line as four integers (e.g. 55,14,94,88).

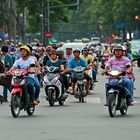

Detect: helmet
9,47,16,54
20,45,30,53
50,49,57,55
56,48,64,53
104,44,108,48
73,48,80,53
26,44,33,52
82,47,89,54
122,46,126,51
113,45,123,51
1,46,8,52
46,46,52,51
82,47,89,51
89,47,95,51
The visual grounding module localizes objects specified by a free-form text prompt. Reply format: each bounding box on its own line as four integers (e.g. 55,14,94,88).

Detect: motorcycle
72,66,87,102
101,54,109,69
10,69,35,118
105,69,129,117
43,66,68,106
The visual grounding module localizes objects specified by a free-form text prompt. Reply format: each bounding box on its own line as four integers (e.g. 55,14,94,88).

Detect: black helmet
82,47,89,54
82,47,89,51
1,46,8,52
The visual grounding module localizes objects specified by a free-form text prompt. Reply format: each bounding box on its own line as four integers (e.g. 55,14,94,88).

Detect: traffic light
134,15,139,21
111,34,115,38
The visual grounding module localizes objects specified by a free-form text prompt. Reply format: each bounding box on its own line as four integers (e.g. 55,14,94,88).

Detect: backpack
43,55,49,66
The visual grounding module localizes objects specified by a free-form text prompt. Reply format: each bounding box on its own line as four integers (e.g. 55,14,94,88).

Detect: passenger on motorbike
122,46,135,98
57,49,70,92
103,45,134,106
9,45,39,105
68,48,91,95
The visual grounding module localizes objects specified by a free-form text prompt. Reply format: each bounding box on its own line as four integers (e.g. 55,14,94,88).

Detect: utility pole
42,0,80,46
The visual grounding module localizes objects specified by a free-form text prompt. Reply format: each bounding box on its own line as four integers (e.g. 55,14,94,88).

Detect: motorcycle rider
68,49,91,95
65,47,73,61
101,44,111,68
103,45,134,106
38,47,45,66
1,45,13,102
9,45,39,105
82,47,98,82
101,44,111,56
45,49,67,97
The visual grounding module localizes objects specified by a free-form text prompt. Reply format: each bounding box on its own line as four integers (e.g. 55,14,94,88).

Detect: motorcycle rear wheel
58,101,64,106
120,108,127,115
11,94,21,118
27,104,35,116
108,94,117,117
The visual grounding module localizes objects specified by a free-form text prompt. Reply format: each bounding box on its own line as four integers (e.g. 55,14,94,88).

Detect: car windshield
62,43,85,51
60,43,85,55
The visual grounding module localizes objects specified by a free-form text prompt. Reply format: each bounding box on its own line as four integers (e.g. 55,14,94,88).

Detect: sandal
36,99,40,103
33,100,39,105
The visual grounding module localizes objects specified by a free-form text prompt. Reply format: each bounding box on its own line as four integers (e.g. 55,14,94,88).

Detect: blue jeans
123,77,133,101
92,68,97,80
34,76,40,99
27,77,40,101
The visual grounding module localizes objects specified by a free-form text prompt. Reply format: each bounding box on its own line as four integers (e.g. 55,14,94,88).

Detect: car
130,40,140,61
60,42,86,55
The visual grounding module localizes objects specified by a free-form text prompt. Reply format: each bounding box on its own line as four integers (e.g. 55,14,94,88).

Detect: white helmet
122,46,126,51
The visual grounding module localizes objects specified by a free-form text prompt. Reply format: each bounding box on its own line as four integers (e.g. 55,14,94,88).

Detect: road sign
45,32,52,39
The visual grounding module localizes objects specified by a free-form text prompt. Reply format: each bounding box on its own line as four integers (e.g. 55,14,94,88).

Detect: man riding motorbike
68,48,91,95
102,45,134,106
82,47,98,82
9,45,39,105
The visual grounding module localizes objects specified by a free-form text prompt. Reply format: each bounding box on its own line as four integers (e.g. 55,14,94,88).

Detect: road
0,67,140,140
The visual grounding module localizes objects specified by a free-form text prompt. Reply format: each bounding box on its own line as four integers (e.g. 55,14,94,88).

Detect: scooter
72,66,87,102
10,69,35,118
105,69,129,117
43,66,68,106
101,54,109,69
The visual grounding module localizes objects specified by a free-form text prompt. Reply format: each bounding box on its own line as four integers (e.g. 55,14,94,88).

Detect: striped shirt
105,56,130,71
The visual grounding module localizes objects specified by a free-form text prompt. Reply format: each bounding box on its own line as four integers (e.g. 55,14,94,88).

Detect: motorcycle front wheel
58,101,64,106
11,94,21,118
47,89,55,106
108,94,117,117
78,85,85,103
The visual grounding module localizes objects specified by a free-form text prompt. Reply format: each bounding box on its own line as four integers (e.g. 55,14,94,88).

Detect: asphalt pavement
0,67,140,140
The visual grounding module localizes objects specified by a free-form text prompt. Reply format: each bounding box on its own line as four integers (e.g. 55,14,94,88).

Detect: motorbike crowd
0,41,135,117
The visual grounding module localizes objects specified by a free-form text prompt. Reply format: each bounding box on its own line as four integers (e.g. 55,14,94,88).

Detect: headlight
109,70,120,76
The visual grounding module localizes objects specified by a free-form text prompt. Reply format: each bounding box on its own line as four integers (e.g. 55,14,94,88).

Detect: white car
60,42,86,54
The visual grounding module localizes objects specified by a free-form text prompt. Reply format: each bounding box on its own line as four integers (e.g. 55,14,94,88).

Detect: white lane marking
86,97,101,104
